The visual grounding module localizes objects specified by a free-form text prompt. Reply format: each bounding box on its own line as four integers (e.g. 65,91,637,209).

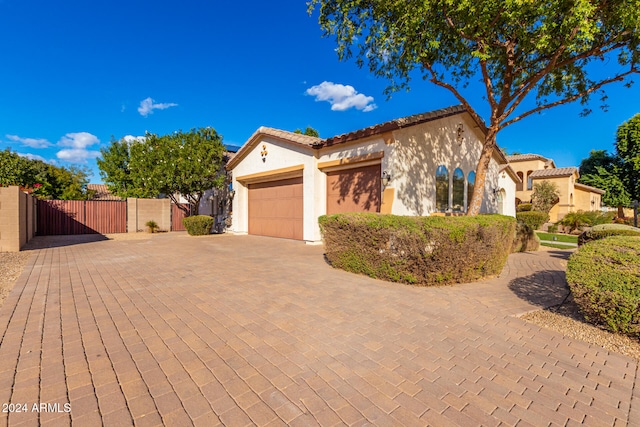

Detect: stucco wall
497,171,517,217
230,113,509,242
127,198,171,232
231,136,318,240
390,114,501,216
509,159,549,199
0,186,36,252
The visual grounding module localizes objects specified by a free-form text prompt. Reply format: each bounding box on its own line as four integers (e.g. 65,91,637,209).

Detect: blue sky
1,0,639,183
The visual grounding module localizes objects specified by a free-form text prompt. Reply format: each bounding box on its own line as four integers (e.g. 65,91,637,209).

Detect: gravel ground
2,245,638,361
0,252,31,310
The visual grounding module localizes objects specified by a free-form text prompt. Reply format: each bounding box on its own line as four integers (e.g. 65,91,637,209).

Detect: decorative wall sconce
260,144,268,162
228,189,236,200
456,123,465,145
381,170,392,187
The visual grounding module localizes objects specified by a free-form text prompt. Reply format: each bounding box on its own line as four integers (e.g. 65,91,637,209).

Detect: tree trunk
617,204,625,218
467,127,499,216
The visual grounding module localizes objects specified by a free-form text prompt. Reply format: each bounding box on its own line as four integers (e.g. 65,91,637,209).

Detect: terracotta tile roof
323,105,468,147
87,184,123,201
575,182,605,194
529,167,578,178
506,154,548,162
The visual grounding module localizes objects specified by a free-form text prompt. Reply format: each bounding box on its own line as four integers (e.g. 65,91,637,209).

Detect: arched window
467,171,476,212
526,170,533,190
516,171,523,191
452,168,464,212
436,165,449,212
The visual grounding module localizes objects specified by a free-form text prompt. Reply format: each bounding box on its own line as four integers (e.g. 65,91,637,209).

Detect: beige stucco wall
230,113,510,242
0,186,36,252
127,198,171,232
510,159,549,201
574,187,602,213
389,113,502,216
497,171,517,217
534,175,575,222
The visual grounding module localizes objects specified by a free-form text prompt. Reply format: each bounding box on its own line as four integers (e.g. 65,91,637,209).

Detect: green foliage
309,0,640,215
531,181,559,213
561,210,616,233
547,224,558,234
515,211,549,230
293,127,320,137
512,222,539,252
182,215,215,236
97,137,155,199
578,224,640,246
0,148,91,199
319,213,516,286
579,150,616,176
145,220,159,233
567,237,640,337
616,114,640,202
580,167,631,211
98,128,228,214
516,203,532,212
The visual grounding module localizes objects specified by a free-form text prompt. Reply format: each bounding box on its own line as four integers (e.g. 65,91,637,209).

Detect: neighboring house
227,105,516,243
87,184,123,201
506,154,605,222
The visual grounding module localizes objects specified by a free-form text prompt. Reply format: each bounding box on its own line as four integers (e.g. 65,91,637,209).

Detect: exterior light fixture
228,189,236,200
456,123,465,145
381,171,392,187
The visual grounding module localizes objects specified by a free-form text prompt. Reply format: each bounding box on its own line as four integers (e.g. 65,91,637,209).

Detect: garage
326,164,381,214
248,177,303,240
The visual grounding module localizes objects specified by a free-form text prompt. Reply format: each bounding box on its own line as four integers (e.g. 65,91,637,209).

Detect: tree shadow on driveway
508,269,570,309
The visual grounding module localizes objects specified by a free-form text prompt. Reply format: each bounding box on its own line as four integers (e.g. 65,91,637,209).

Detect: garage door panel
248,177,303,240
327,165,381,214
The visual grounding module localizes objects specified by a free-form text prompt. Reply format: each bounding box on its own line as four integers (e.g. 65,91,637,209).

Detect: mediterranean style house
506,154,605,223
227,105,518,242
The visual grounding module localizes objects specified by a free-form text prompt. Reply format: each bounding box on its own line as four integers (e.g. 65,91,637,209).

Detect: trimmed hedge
319,213,516,286
567,236,640,337
512,222,540,252
578,223,640,246
516,211,549,230
183,215,214,236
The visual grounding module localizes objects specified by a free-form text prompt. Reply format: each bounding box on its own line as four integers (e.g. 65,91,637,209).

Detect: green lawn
536,232,578,244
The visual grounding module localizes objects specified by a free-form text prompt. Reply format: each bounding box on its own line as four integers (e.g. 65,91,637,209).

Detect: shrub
145,220,159,233
567,236,640,337
583,210,615,226
578,223,640,246
516,203,532,212
319,213,516,286
183,215,214,236
559,211,590,233
516,211,549,230
512,222,540,252
547,223,558,234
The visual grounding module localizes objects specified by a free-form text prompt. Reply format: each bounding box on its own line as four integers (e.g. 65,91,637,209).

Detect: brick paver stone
0,233,637,426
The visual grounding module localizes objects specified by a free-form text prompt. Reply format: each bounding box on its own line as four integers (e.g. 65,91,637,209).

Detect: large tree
309,0,640,215
99,128,228,215
0,148,91,199
578,114,640,217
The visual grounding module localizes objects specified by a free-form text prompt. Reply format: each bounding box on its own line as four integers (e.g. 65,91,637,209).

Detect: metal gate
37,200,127,235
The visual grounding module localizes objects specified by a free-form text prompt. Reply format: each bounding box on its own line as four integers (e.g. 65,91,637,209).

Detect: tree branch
423,61,488,131
499,68,638,129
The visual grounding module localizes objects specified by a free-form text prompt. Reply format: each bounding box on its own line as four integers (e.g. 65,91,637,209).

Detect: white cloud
55,132,100,163
18,152,47,162
6,134,52,148
122,135,146,143
138,97,178,117
306,81,377,112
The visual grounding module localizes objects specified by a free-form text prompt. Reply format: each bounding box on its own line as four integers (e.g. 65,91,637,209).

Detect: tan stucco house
506,154,605,223
227,105,518,243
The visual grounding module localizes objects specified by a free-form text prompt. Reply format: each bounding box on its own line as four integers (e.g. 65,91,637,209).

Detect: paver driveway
0,233,638,426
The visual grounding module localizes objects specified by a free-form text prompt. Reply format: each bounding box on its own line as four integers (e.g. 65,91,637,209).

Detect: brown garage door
327,164,381,214
248,177,303,240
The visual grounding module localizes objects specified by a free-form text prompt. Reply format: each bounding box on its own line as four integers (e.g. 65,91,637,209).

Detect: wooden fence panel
37,200,126,235
85,201,127,234
171,203,190,231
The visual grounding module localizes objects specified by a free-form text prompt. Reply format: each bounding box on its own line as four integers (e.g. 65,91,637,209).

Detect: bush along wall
183,215,214,236
319,213,516,286
515,211,549,230
567,236,640,337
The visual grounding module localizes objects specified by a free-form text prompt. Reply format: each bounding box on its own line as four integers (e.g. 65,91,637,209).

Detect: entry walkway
0,233,638,426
